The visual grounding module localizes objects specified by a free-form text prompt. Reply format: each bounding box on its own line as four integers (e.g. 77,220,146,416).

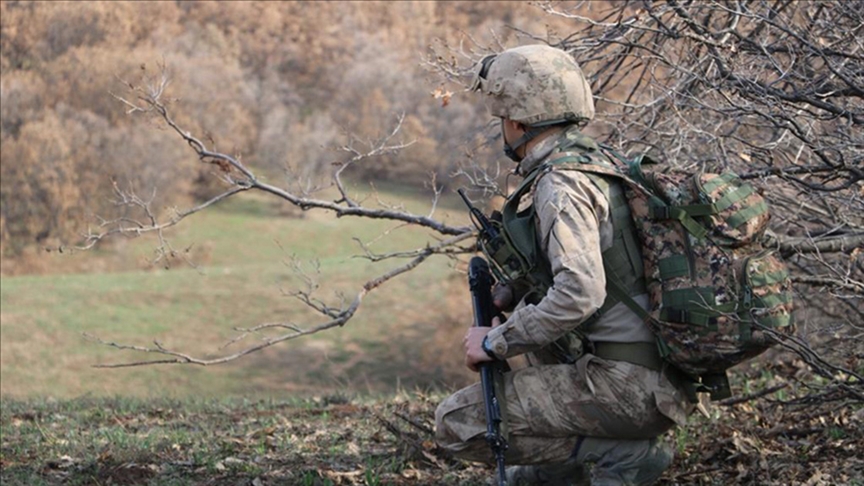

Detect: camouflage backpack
558,148,796,399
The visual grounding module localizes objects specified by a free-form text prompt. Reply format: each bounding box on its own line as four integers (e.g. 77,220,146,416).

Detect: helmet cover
471,45,594,126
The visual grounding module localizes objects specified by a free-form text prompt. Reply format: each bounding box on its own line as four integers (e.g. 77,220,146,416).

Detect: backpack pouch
695,173,770,247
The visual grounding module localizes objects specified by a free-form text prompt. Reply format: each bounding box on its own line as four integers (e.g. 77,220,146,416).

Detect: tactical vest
481,133,647,360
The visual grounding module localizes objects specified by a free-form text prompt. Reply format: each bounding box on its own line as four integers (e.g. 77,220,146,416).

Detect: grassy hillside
0,183,475,399
0,393,482,486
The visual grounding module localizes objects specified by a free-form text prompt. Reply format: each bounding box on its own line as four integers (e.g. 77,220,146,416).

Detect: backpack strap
583,149,715,240
543,151,648,322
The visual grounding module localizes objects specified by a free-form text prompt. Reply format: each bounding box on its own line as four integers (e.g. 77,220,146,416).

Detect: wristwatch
481,336,498,360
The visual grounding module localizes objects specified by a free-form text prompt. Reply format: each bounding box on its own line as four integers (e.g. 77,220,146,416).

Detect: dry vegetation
1,390,862,485
1,1,862,484
535,0,864,409
0,0,570,263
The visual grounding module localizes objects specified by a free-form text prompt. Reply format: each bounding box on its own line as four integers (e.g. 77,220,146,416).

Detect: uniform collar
516,126,566,175
517,125,592,176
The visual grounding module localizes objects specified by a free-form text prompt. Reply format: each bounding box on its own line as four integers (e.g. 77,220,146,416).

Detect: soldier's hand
492,283,514,311
464,316,503,372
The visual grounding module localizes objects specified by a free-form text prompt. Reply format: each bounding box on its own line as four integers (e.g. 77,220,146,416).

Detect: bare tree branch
87,2,863,408
79,64,477,367
523,0,864,406
766,232,864,257
791,275,864,293
86,233,471,368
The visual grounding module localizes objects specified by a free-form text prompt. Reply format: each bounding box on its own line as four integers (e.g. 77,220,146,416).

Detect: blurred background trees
1,0,561,260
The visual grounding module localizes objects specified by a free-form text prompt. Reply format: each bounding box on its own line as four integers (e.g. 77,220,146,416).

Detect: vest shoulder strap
539,149,649,319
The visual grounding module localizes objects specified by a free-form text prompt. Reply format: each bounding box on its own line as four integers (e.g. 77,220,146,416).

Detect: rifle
467,256,509,486
457,188,500,242
458,189,510,287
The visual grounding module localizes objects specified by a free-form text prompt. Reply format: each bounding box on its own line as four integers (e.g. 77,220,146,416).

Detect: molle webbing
545,152,647,320
494,143,648,326
481,163,554,305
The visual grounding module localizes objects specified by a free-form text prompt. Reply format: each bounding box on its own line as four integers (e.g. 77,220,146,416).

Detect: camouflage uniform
435,46,692,485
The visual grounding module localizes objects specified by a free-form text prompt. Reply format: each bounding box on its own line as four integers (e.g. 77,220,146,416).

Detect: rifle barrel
458,189,500,240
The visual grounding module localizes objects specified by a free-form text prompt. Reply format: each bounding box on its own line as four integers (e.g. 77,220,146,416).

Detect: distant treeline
0,1,571,256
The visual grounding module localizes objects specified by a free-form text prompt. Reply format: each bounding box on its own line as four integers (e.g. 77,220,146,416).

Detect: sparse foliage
75,65,473,367
1,1,557,259
532,0,863,405
1,0,860,417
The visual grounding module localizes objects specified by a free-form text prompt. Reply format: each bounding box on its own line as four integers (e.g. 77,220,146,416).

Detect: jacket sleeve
484,169,610,359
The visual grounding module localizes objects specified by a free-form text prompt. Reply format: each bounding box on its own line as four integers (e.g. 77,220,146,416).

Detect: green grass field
0,183,475,400
2,388,861,485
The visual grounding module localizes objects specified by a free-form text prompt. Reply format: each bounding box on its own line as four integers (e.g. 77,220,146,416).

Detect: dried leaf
422,450,446,469
732,432,760,454
401,468,421,479
805,470,828,486
430,87,453,107
346,441,360,455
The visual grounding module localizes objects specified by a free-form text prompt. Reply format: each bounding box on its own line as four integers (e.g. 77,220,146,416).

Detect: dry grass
2,384,861,485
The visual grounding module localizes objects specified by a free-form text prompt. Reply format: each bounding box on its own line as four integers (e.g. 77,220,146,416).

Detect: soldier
435,45,693,485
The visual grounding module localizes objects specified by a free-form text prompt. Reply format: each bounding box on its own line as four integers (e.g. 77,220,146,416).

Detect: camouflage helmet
470,45,594,127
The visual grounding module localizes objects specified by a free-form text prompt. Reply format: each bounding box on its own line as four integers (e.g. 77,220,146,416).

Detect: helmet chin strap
502,121,546,163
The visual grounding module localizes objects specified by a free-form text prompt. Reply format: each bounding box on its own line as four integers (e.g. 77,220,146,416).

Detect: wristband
481,336,498,360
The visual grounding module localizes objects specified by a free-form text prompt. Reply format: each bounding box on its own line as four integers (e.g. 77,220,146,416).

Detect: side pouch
480,222,532,283
738,249,795,347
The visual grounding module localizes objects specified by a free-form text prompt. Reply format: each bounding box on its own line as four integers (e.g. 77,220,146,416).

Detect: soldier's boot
504,456,590,486
575,437,673,486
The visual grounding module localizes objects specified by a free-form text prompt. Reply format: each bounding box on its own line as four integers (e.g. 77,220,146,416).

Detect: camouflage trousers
435,354,690,482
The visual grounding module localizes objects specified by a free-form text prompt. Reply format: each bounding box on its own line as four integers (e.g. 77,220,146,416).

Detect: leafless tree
524,0,863,404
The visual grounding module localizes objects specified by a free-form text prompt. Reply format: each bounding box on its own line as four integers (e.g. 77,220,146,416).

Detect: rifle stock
467,256,508,486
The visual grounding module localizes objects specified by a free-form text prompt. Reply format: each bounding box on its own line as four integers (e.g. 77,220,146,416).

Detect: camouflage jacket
484,126,655,360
